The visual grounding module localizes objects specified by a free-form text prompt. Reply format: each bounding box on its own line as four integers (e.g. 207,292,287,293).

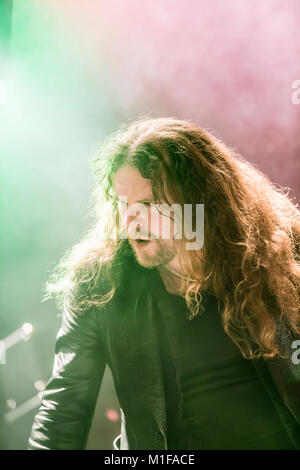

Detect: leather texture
28,261,300,450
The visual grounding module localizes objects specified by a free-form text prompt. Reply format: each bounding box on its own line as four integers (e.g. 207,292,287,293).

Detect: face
113,166,178,268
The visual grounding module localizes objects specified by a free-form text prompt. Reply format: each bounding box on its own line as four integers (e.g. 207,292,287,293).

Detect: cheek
149,211,160,238
149,209,175,239
117,203,127,226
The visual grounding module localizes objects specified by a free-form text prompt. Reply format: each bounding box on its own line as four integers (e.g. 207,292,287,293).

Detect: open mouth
132,238,151,248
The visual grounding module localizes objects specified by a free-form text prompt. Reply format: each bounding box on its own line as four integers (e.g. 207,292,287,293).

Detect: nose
126,212,138,228
127,222,143,239
125,208,149,238
127,215,145,238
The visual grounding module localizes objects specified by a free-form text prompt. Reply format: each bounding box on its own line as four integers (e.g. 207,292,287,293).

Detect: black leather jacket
28,260,300,450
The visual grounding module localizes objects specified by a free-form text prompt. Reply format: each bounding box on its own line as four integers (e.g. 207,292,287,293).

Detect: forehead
113,166,153,202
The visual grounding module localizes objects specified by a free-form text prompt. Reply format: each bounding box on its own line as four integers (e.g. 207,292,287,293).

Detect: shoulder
64,242,144,315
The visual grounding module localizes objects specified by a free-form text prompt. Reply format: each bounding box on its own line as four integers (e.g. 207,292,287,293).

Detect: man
28,116,300,450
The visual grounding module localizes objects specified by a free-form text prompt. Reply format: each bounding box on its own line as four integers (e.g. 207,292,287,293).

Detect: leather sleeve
27,286,107,450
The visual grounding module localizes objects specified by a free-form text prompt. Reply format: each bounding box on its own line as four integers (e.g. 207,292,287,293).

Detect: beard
129,237,177,268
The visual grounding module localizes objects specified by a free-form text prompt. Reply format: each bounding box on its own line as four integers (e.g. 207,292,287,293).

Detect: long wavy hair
44,115,300,360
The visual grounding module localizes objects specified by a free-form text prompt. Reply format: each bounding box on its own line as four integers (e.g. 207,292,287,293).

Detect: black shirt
153,290,296,450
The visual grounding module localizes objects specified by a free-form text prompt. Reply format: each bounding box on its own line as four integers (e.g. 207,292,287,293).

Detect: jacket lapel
145,268,184,430
130,271,168,448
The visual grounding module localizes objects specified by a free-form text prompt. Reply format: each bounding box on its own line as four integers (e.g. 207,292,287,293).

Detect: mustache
127,227,153,239
129,234,152,240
